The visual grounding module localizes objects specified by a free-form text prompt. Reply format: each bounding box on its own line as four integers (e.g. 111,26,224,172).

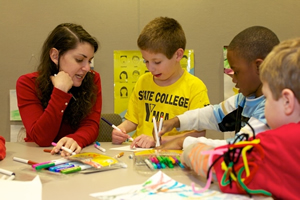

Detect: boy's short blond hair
137,17,186,59
260,38,300,102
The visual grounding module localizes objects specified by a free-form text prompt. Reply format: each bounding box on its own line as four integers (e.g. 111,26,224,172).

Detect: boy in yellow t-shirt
112,17,210,148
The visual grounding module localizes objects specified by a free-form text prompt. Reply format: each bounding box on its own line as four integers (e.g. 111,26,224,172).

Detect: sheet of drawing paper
90,171,251,200
0,175,42,200
109,145,152,152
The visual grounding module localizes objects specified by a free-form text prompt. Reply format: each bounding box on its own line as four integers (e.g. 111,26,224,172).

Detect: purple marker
101,117,134,142
49,163,75,172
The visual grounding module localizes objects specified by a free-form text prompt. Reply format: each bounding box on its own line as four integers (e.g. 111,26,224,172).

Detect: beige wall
1,0,300,141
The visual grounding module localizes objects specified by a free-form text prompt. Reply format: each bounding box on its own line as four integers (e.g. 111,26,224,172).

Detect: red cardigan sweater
16,71,102,148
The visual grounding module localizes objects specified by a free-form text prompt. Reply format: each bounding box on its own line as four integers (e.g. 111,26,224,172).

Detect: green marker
35,163,55,170
60,164,92,174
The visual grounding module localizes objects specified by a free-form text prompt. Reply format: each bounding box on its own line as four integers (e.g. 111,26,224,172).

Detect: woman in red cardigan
16,23,102,157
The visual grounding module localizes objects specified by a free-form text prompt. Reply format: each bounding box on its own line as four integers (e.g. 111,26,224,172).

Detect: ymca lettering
145,102,170,122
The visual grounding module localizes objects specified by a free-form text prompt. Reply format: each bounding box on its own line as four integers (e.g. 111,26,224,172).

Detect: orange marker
115,152,124,158
43,149,61,154
13,157,38,165
43,149,51,153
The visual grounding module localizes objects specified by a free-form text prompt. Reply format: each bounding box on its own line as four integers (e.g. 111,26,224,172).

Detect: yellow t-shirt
125,70,210,138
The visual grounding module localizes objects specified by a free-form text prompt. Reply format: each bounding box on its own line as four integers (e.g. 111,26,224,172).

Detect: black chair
97,113,122,142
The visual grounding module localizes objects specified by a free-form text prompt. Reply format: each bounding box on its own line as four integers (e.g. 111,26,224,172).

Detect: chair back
17,127,26,142
97,113,122,142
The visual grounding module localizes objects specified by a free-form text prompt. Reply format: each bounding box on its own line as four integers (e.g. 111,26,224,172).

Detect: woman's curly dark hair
36,23,99,129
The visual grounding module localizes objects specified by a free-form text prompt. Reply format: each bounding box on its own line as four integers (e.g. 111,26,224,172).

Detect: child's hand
131,135,155,148
156,117,180,137
112,128,129,144
51,137,81,157
155,136,185,150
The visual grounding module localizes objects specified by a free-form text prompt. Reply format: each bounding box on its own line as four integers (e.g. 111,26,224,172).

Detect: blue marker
160,163,166,169
156,163,161,169
49,163,75,172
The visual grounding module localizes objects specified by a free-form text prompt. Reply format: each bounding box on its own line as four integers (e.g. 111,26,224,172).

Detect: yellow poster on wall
114,50,194,119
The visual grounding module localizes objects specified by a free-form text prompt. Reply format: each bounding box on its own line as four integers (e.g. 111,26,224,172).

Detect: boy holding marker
181,37,300,199
157,26,280,149
112,17,210,148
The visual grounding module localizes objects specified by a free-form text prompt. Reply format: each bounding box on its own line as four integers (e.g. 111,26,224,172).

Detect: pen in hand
101,117,134,142
52,142,76,155
158,116,163,143
153,116,161,147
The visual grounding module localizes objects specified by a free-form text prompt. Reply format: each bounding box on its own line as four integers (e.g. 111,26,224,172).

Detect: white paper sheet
109,145,152,152
0,175,42,200
90,171,251,200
